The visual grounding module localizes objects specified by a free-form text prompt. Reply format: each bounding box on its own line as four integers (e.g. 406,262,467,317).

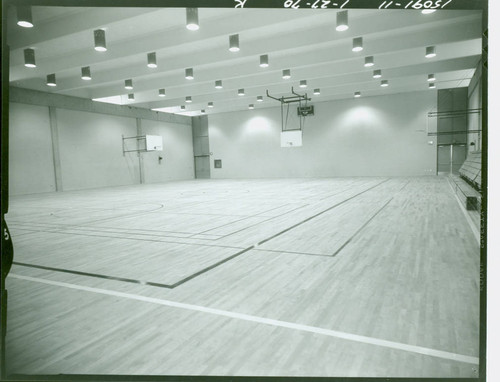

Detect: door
437,145,452,174
451,144,467,175
194,156,210,179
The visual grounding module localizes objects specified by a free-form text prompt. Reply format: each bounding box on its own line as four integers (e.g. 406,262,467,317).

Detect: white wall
209,91,437,178
141,119,194,183
9,103,55,195
8,102,194,195
467,62,482,153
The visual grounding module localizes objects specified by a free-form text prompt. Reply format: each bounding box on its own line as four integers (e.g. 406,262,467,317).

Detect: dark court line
331,196,394,257
257,178,390,246
12,262,174,289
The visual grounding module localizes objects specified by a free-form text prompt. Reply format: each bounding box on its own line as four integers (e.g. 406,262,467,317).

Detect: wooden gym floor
4,177,480,377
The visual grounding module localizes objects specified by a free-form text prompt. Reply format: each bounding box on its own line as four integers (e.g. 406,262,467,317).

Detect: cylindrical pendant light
185,68,194,80
259,54,269,68
94,29,107,52
425,46,436,58
249,104,254,109
354,91,361,98
128,93,134,100
24,48,36,68
429,83,436,89
282,69,291,79
352,37,363,52
124,79,133,90
373,69,382,78
428,74,436,81
185,96,192,103
336,10,348,31
364,56,374,67
17,6,33,28
46,73,56,87
238,88,245,96
299,80,307,88
229,34,239,52
215,80,223,89
257,96,263,102
186,8,199,31
381,80,389,87
81,66,91,80
147,52,157,68
208,102,214,108
159,89,166,97
313,88,320,95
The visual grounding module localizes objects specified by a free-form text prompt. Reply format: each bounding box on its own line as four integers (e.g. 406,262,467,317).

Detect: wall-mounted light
147,52,157,68
352,37,363,52
299,80,307,88
282,69,291,79
336,10,348,31
364,56,374,67
425,46,436,58
257,96,263,102
81,66,91,80
24,48,36,68
373,69,382,78
208,102,214,108
215,80,223,89
46,73,57,87
159,89,166,97
17,6,33,28
124,79,133,90
128,93,134,100
381,80,389,87
94,29,107,52
229,34,239,52
260,54,269,68
354,91,361,98
185,68,194,80
185,96,192,103
238,88,245,96
186,8,199,30
313,88,320,95
428,74,436,81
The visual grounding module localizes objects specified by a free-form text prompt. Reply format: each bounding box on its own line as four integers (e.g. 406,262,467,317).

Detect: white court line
10,273,479,366
446,178,481,246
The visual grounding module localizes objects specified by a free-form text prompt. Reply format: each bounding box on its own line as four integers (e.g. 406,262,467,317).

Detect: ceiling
6,5,482,117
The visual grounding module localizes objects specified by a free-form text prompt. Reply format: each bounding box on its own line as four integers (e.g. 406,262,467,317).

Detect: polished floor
4,177,480,377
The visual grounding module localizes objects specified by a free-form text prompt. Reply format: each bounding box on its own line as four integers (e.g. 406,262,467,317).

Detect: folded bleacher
451,151,482,211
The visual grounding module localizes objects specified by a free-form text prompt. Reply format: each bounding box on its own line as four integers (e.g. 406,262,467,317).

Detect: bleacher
451,151,482,211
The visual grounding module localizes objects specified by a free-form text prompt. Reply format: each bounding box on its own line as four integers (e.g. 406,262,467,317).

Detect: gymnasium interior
1,1,491,379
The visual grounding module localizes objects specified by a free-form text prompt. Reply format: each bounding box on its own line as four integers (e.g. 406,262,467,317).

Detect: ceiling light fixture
373,69,382,78
128,93,134,100
352,37,363,52
257,96,263,102
180,105,186,110
364,56,374,67
249,104,254,109
124,79,133,90
238,88,245,96
201,109,206,114
81,66,91,80
186,96,192,103
94,29,107,52
282,69,291,79
186,8,199,30
313,88,320,95
159,89,166,97
46,74,57,87
17,6,33,28
185,68,194,80
215,80,223,89
381,80,389,87
354,91,361,98
429,83,436,89
425,46,436,58
299,80,307,88
229,34,240,52
260,54,269,68
428,74,436,81
24,48,36,68
147,52,157,68
336,10,348,31
208,102,214,108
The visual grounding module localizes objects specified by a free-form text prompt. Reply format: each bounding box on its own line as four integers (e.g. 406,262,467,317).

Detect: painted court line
10,273,479,366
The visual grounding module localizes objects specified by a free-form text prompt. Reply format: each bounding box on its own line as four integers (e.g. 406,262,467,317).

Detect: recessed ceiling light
128,93,134,100
336,10,348,31
257,96,263,102
248,104,254,109
186,8,199,30
364,56,374,67
354,91,361,98
159,89,166,97
299,80,307,88
428,74,436,81
201,109,205,114
229,34,239,52
24,48,36,68
185,96,192,103
425,46,436,58
17,6,33,28
260,54,269,68
185,68,194,80
147,52,157,68
81,66,91,80
381,80,389,87
313,88,320,95
373,69,382,78
429,83,436,89
124,79,133,90
180,105,186,110
238,89,245,96
208,102,214,108
282,69,291,79
352,37,363,52
46,74,56,87
215,80,223,89
94,29,107,52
